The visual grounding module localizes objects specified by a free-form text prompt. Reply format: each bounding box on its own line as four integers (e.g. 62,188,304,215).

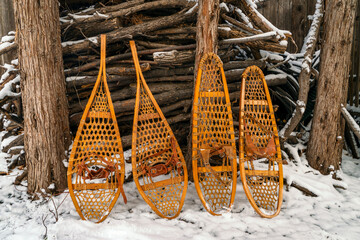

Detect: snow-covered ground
1,147,360,240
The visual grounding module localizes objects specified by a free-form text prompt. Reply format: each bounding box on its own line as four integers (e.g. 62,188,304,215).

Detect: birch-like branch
280,0,324,139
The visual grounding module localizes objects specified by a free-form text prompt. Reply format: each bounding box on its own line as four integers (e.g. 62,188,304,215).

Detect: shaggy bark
13,0,70,194
307,0,357,175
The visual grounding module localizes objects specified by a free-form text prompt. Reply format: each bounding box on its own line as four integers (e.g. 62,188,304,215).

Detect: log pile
61,0,293,148
0,0,308,173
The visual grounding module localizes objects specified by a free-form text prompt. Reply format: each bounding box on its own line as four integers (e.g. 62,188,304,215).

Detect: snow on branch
241,0,291,40
0,31,17,57
280,0,324,139
341,104,360,140
219,31,277,45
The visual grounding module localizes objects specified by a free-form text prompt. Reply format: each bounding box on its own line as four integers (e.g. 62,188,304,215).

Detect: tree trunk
13,0,70,194
186,0,220,180
306,0,357,175
0,0,15,75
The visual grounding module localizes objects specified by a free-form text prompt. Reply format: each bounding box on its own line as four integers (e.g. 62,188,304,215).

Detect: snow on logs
60,0,294,149
0,0,296,150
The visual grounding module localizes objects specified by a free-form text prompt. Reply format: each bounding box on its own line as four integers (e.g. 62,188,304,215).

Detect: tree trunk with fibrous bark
13,0,71,194
307,0,357,175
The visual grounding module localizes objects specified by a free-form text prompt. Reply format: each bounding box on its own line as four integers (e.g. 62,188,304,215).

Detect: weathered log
223,60,266,70
344,123,359,159
64,44,196,76
219,31,278,45
62,7,197,55
62,0,193,28
69,82,191,114
0,42,17,56
221,13,262,35
153,50,194,64
2,134,24,153
341,105,360,140
218,27,287,53
62,18,119,41
66,0,144,17
238,0,290,40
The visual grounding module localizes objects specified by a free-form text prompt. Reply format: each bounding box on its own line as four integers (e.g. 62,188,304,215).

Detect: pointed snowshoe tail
129,41,188,219
192,53,237,215
239,65,283,218
67,35,126,223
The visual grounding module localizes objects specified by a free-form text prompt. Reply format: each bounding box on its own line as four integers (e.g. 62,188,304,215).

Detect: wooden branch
239,0,290,40
15,169,28,185
0,42,17,56
63,0,194,28
219,31,277,45
290,181,318,197
2,134,24,153
218,27,287,53
221,13,262,35
282,0,323,139
0,108,24,128
344,124,359,159
62,7,197,55
153,50,194,64
341,105,360,140
64,44,196,76
67,0,144,17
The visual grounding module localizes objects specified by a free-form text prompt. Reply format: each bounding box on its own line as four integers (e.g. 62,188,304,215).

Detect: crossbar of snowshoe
244,99,268,106
197,165,233,173
245,170,279,177
87,111,112,118
140,176,184,191
72,183,113,191
199,91,225,98
138,112,160,121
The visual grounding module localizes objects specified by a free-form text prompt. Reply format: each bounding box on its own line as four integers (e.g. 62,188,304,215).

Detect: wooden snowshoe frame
130,41,188,219
67,35,126,223
192,53,237,215
239,65,283,218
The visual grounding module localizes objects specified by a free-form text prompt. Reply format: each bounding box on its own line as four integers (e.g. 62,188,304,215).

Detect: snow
341,104,360,135
235,8,253,28
1,35,15,43
301,0,323,53
296,100,306,114
95,11,109,19
68,13,94,20
66,76,87,82
244,0,291,40
61,37,98,47
260,50,284,61
0,42,13,52
185,3,198,15
265,73,287,81
218,27,231,32
0,75,21,100
219,2,230,12
0,141,360,239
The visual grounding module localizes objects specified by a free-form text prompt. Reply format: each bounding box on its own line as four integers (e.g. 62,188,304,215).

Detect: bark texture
306,0,357,174
13,0,70,193
186,0,220,180
194,0,220,73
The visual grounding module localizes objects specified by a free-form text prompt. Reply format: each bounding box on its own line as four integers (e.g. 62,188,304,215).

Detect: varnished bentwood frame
130,41,188,219
239,65,283,218
192,53,237,216
67,35,125,223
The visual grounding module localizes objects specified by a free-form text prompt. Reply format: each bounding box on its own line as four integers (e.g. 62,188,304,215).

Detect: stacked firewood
1,0,309,173
61,0,294,148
